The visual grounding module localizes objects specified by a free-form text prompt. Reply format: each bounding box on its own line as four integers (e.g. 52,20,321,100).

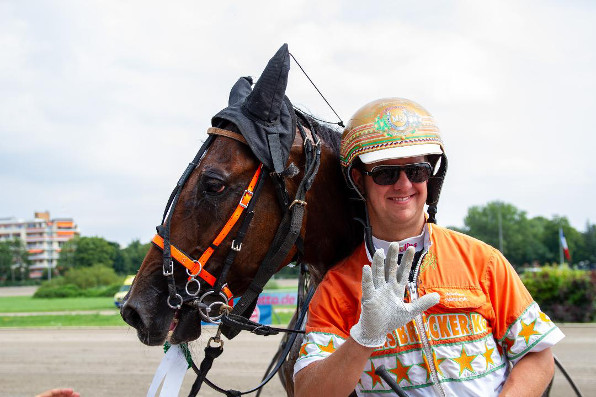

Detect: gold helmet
340,97,447,223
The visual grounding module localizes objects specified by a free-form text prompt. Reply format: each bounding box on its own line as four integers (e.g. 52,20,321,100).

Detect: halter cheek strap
153,163,263,306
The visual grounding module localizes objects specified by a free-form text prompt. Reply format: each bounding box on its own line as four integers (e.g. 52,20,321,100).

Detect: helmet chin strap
427,204,437,224
362,204,377,260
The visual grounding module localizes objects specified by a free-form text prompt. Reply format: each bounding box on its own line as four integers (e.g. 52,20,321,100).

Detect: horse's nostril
121,302,143,329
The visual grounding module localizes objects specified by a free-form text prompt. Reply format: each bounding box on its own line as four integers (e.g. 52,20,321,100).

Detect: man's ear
351,167,365,195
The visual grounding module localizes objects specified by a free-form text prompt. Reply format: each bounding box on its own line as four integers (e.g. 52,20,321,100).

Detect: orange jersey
294,224,564,396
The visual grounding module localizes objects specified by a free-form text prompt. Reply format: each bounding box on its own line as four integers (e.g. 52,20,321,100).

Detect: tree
461,201,548,268
109,241,126,275
58,236,117,269
57,238,77,272
579,222,596,264
0,241,12,280
0,239,31,281
457,202,590,267
540,216,583,265
118,240,151,275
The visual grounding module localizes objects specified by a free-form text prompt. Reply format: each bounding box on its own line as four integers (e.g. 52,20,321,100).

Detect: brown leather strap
207,127,248,145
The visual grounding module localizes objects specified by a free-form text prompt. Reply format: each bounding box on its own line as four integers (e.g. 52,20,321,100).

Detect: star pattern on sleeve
432,350,446,377
482,341,495,369
388,356,413,385
518,319,540,345
501,336,516,355
418,350,445,381
418,354,432,382
364,361,384,388
451,346,478,376
316,339,337,354
539,311,552,323
299,343,310,357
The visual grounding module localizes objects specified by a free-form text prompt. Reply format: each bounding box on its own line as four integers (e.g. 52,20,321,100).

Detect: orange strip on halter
152,234,234,302
152,163,263,302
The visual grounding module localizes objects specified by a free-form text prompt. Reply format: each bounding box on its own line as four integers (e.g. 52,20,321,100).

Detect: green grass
0,296,115,313
0,313,126,327
0,295,296,328
272,310,294,325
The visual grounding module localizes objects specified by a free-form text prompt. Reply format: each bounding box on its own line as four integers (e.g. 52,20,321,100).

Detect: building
0,211,80,278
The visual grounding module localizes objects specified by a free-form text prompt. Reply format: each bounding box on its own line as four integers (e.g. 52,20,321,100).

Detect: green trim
306,330,347,341
436,362,508,384
507,326,558,361
342,134,442,160
358,362,508,393
498,302,537,342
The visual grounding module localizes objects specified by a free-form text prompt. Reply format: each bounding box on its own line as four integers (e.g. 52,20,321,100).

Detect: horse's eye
204,177,226,194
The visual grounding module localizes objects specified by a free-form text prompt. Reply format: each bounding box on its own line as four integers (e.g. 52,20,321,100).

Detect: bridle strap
189,284,316,397
207,127,248,145
153,163,263,304
195,164,263,273
220,115,321,339
152,235,234,302
213,167,268,293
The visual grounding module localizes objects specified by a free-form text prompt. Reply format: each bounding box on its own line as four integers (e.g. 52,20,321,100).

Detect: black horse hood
211,43,297,174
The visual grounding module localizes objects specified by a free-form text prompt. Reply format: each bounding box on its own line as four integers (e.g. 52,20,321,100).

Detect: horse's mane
295,109,342,156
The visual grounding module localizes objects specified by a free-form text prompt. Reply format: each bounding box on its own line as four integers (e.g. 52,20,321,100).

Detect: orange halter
152,163,263,304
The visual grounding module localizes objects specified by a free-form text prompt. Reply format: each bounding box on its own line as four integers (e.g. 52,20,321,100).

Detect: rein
152,114,322,396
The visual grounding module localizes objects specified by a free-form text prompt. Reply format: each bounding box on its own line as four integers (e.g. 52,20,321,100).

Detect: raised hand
350,244,440,348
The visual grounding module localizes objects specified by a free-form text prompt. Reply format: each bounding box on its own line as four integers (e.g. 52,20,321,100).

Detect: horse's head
121,45,362,346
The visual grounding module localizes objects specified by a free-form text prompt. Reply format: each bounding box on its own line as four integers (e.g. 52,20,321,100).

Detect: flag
559,227,571,261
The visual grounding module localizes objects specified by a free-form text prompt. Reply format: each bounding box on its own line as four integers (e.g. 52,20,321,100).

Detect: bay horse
121,44,362,396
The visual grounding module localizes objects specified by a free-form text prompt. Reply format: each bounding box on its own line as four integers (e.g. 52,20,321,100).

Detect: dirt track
1,324,595,397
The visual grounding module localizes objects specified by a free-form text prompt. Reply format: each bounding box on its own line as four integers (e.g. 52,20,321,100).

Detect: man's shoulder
431,224,496,251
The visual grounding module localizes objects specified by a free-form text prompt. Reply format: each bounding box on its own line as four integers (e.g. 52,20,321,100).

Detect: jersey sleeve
485,248,564,364
293,263,363,378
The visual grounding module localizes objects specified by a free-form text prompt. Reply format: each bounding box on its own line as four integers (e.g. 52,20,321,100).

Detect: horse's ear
228,76,253,106
211,43,296,173
243,43,289,123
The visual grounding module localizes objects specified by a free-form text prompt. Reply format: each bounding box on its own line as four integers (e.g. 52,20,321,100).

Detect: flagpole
558,227,564,266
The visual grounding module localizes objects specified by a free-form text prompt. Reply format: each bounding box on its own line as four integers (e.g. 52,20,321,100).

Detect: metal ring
186,260,202,277
167,293,183,310
185,277,201,297
197,290,230,323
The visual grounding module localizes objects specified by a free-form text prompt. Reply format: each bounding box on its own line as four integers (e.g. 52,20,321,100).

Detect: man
293,98,564,396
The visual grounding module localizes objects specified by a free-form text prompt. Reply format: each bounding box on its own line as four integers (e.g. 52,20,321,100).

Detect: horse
121,44,362,396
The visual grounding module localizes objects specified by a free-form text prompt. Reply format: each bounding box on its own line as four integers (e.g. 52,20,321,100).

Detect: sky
1,0,595,246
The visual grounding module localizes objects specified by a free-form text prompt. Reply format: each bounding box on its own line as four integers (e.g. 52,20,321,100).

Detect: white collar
365,223,432,262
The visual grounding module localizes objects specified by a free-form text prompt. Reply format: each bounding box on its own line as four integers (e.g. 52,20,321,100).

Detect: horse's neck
301,142,363,277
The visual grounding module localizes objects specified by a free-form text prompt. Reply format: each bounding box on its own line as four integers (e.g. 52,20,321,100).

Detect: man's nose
392,170,411,187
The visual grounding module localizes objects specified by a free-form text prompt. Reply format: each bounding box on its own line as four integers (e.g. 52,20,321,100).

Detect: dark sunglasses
362,162,432,185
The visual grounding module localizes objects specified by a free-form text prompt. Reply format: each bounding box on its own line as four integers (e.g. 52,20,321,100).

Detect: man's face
351,156,428,241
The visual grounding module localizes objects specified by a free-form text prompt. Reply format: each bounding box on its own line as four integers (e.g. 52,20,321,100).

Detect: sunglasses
362,162,432,185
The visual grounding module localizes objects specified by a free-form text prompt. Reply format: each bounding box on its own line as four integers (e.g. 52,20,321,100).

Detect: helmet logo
374,106,422,135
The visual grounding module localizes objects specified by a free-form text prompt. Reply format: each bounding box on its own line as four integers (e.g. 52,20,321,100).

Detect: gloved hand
350,243,440,348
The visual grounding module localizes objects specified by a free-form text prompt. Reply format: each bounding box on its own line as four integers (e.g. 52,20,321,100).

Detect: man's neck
372,217,426,241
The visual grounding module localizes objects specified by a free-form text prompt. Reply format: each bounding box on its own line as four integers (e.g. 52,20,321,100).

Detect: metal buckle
239,189,253,209
231,240,242,252
163,258,174,276
289,200,307,209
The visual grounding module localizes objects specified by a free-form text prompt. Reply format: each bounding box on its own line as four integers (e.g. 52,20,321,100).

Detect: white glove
350,243,440,348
